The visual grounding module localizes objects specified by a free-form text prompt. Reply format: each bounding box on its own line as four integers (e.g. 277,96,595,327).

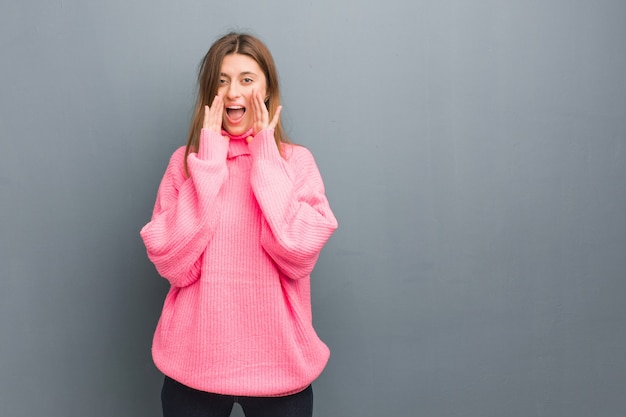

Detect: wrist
249,129,279,160
198,128,228,160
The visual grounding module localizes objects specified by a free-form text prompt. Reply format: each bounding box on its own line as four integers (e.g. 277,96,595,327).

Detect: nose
225,82,241,99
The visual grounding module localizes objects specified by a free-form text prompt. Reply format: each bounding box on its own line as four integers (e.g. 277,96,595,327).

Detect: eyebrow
220,71,258,78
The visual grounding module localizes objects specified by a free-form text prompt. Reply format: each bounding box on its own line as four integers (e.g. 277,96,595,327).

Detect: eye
219,78,228,85
242,77,253,84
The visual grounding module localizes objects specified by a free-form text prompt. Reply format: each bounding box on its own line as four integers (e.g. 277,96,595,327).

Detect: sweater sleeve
248,129,338,280
140,129,229,287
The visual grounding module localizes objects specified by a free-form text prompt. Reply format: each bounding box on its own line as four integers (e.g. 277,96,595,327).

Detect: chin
224,123,251,136
224,127,242,135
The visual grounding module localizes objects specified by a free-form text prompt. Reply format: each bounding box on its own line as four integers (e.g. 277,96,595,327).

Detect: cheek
243,92,257,109
243,91,254,100
216,86,227,98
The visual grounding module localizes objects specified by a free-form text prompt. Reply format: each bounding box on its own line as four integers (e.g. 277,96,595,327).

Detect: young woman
140,32,338,417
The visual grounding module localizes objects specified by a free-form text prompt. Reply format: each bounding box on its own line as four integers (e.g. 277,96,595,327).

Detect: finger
248,90,259,134
259,91,269,121
268,105,282,130
203,105,210,129
209,95,223,131
211,94,223,114
209,93,220,112
252,90,263,124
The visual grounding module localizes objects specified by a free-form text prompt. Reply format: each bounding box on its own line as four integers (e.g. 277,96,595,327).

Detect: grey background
1,0,625,416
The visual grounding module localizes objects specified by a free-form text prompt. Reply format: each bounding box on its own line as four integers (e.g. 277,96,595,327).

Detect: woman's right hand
203,94,224,134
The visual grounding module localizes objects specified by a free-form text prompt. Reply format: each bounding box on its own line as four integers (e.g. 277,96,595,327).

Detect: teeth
226,105,246,116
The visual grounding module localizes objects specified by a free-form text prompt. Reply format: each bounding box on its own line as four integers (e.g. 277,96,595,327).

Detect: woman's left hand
247,90,281,143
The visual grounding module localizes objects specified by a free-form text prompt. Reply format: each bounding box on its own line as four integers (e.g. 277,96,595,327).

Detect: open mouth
226,106,246,123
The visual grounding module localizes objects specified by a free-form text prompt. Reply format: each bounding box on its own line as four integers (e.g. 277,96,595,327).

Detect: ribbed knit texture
140,128,338,397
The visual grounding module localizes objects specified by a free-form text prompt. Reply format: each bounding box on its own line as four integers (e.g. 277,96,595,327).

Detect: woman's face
218,53,268,136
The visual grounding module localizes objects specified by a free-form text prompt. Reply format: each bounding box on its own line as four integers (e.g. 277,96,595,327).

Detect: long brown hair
184,32,289,176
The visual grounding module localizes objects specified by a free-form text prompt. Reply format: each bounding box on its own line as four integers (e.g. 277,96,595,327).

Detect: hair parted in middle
184,32,289,176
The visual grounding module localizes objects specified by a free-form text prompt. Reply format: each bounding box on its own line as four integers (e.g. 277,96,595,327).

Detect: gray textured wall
1,1,625,416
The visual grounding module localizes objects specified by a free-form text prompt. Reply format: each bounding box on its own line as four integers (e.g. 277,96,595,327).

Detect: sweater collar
222,128,253,159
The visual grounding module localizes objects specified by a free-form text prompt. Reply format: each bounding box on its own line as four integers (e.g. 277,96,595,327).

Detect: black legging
161,376,313,417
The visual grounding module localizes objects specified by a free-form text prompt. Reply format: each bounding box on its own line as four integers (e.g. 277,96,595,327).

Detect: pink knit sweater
140,127,337,397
